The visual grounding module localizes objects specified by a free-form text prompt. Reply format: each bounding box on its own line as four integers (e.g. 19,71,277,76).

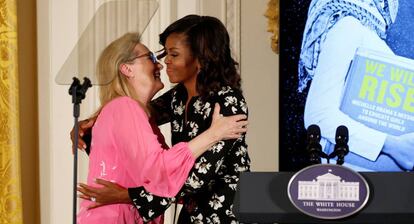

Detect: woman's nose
164,55,171,64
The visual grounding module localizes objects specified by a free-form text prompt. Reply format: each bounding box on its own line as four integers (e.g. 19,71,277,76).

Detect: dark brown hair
159,15,242,98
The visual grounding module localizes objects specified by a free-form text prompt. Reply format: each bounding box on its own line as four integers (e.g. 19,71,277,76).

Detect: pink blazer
77,97,195,223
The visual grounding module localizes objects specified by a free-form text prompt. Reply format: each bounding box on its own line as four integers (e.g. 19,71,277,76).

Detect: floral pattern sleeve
181,87,248,193
128,187,175,222
129,86,250,223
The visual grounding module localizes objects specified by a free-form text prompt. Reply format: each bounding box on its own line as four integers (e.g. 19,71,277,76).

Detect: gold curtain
0,0,23,223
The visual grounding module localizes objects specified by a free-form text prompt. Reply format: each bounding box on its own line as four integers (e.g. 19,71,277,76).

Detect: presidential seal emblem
287,164,370,219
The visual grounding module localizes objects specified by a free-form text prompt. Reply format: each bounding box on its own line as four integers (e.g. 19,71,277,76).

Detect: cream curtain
0,0,23,223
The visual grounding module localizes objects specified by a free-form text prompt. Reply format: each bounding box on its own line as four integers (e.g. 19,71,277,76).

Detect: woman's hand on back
70,118,96,153
209,103,248,141
77,178,131,209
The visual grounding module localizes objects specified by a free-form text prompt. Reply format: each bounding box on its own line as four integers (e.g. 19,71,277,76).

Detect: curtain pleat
0,0,23,223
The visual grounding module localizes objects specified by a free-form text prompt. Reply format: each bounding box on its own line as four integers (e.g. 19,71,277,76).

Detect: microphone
332,125,349,165
306,124,324,164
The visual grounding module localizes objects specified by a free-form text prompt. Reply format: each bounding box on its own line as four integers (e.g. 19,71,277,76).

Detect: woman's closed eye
165,50,179,57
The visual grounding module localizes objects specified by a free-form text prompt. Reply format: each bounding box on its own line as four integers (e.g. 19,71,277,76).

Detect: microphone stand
69,77,92,224
308,143,327,165
326,147,349,165
333,144,349,165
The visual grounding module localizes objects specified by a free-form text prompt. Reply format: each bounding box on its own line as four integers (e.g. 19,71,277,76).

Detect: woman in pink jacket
76,32,247,223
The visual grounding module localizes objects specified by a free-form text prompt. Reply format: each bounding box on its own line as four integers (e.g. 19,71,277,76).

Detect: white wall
240,0,279,171
194,0,279,172
37,0,279,223
38,1,80,223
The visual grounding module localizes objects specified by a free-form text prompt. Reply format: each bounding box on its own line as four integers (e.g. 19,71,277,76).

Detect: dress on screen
298,0,401,171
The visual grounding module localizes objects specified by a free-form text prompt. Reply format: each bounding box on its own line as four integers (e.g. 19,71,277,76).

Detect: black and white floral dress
128,83,250,223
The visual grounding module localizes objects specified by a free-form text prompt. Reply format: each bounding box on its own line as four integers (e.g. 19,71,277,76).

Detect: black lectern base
234,172,414,224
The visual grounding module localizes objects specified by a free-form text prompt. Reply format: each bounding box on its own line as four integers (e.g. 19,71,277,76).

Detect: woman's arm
180,89,248,193
112,97,247,197
187,103,247,158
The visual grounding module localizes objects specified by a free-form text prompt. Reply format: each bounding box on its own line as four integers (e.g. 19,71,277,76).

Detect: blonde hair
96,32,141,111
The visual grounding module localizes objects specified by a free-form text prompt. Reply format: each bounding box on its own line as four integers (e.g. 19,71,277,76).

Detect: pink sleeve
110,97,195,197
